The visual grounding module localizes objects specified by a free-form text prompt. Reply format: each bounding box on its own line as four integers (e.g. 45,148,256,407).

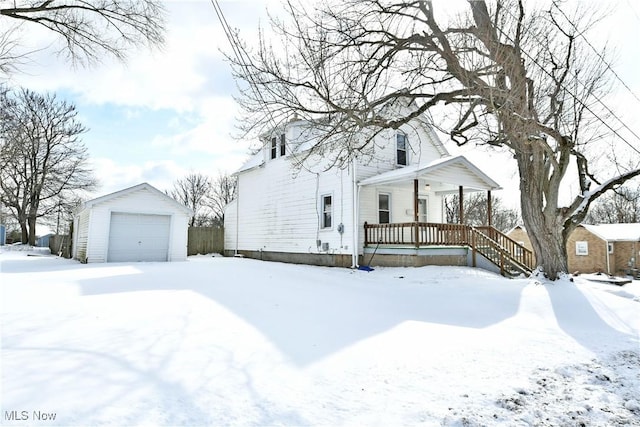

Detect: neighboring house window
271,137,277,159
608,243,614,254
280,134,286,156
321,195,332,228
576,241,589,256
379,193,390,224
396,132,408,166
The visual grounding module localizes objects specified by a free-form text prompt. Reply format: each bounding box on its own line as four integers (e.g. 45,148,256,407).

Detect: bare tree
207,171,237,227
585,182,640,224
445,193,520,232
168,173,212,227
0,0,165,74
0,87,97,245
228,0,640,279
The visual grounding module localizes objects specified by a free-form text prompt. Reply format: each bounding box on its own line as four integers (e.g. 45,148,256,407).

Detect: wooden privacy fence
49,234,71,258
188,227,224,256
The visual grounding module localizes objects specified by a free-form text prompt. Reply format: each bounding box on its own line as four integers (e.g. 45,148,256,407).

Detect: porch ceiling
358,155,502,191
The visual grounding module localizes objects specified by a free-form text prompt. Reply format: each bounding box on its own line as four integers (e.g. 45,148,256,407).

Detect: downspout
352,159,359,268
605,239,610,275
235,177,239,256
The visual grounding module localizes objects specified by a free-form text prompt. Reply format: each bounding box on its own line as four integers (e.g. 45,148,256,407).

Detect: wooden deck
364,222,535,276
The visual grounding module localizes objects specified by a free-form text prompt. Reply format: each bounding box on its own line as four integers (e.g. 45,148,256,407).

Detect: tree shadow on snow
74,258,527,367
545,281,638,354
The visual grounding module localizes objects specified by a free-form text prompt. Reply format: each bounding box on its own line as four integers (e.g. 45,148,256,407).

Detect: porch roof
358,155,502,191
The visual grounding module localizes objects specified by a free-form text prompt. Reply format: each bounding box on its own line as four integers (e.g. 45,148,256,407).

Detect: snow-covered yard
1,249,639,426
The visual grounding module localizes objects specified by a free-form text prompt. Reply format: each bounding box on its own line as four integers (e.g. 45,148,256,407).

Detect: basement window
575,241,589,256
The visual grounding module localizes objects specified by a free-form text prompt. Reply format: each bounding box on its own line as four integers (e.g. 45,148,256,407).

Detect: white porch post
413,179,419,222
352,159,359,268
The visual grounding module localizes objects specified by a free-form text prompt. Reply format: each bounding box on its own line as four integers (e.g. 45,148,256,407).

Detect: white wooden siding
233,155,354,255
77,186,189,263
73,210,91,261
227,117,449,258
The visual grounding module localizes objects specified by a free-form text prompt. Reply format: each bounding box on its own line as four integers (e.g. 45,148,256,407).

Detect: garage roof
80,182,194,215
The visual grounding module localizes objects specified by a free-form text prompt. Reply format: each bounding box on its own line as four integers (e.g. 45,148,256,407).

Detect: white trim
575,241,589,256
358,155,502,190
320,193,333,230
378,192,391,224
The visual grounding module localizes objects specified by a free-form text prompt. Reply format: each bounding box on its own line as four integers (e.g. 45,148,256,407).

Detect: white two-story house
224,113,532,275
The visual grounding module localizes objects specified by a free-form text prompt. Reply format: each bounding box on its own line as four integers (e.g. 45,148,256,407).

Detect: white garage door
108,213,171,262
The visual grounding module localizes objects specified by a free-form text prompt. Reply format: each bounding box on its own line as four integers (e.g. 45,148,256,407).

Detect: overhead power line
552,1,640,106
495,3,640,156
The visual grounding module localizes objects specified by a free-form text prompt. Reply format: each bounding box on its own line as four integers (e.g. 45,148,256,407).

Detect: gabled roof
80,182,194,215
581,223,640,242
358,155,502,191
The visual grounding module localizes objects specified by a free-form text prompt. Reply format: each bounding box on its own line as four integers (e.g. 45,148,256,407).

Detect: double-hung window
321,195,332,228
270,137,277,159
575,241,589,256
378,193,390,224
280,134,286,156
396,132,408,166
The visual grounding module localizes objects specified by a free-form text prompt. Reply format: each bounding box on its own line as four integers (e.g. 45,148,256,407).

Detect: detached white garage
73,183,193,263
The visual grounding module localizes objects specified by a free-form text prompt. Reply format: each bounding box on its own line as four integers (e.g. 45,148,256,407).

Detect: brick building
506,223,640,276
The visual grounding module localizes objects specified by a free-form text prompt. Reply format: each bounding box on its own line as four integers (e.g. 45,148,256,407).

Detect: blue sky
6,0,640,204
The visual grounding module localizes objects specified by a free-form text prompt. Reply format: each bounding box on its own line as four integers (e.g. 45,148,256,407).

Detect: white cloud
90,158,189,197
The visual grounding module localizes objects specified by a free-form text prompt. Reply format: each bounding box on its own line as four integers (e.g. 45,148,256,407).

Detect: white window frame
396,132,408,166
576,241,589,256
607,242,614,254
270,136,277,159
321,194,333,229
279,133,286,157
418,197,428,222
378,193,391,224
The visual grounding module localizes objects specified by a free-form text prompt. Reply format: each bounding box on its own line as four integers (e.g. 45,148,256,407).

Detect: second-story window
271,136,277,159
280,134,286,156
396,132,408,166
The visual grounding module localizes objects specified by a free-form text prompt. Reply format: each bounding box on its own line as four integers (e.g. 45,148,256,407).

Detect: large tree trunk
517,147,569,280
20,220,28,244
27,215,37,246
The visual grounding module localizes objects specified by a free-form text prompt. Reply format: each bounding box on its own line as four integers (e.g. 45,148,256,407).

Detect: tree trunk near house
27,215,37,246
20,220,28,244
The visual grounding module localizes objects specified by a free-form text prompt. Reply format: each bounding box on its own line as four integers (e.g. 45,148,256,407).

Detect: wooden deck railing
475,226,535,271
364,222,470,246
363,221,535,275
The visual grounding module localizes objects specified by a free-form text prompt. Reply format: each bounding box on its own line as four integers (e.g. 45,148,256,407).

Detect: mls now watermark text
5,410,57,422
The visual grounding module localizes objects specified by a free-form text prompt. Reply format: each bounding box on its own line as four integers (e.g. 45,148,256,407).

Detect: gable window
321,195,332,228
280,134,286,156
576,241,589,256
396,132,408,166
379,193,390,224
270,137,277,159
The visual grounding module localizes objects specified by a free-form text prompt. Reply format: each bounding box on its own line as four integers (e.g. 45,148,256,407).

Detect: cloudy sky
6,0,640,203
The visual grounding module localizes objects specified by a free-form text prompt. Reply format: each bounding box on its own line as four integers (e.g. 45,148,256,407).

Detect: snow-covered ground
1,249,639,426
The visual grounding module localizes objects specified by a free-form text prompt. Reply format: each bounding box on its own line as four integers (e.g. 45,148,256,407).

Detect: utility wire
494,3,640,156
210,0,278,131
552,1,640,106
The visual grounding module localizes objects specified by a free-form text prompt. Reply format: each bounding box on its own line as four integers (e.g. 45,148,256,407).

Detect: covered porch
358,155,534,276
